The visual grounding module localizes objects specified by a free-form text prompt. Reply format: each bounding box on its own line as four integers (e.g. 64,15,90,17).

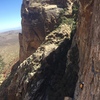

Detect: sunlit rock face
19,0,74,63
19,0,65,62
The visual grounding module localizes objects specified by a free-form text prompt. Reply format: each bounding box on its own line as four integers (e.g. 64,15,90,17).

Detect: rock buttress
20,0,65,62
6,0,76,98
8,24,72,100
0,0,79,100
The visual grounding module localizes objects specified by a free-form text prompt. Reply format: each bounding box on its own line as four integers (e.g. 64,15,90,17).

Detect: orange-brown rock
73,0,100,100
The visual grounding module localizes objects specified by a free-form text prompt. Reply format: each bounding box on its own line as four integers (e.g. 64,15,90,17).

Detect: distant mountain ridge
0,29,21,34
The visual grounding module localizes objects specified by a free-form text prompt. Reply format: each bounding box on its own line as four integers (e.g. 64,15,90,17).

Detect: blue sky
0,0,22,32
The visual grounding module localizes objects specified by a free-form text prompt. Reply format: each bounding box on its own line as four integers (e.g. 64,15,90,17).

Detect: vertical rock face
20,0,66,62
73,0,100,100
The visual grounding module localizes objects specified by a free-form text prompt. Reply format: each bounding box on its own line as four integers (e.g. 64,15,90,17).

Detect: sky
0,0,22,32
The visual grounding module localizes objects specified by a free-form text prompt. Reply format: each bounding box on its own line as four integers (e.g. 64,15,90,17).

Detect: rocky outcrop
19,0,74,63
0,0,77,99
20,0,64,62
19,0,100,99
8,23,72,100
0,0,100,100
0,0,76,99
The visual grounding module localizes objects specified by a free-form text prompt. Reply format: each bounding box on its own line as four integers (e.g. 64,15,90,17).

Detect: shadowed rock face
8,22,73,100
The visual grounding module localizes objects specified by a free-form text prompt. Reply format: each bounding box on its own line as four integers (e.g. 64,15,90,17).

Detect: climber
79,82,84,89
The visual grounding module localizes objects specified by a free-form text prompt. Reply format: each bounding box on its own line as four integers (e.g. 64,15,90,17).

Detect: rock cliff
74,0,100,100
19,0,69,62
0,0,100,100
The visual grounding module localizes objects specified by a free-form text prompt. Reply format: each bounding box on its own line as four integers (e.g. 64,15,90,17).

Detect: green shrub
72,2,79,21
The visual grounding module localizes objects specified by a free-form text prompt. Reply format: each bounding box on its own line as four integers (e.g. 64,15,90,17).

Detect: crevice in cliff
63,44,79,98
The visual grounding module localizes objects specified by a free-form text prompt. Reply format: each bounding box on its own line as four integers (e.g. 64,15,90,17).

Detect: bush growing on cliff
72,1,79,21
55,1,79,36
70,1,79,38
